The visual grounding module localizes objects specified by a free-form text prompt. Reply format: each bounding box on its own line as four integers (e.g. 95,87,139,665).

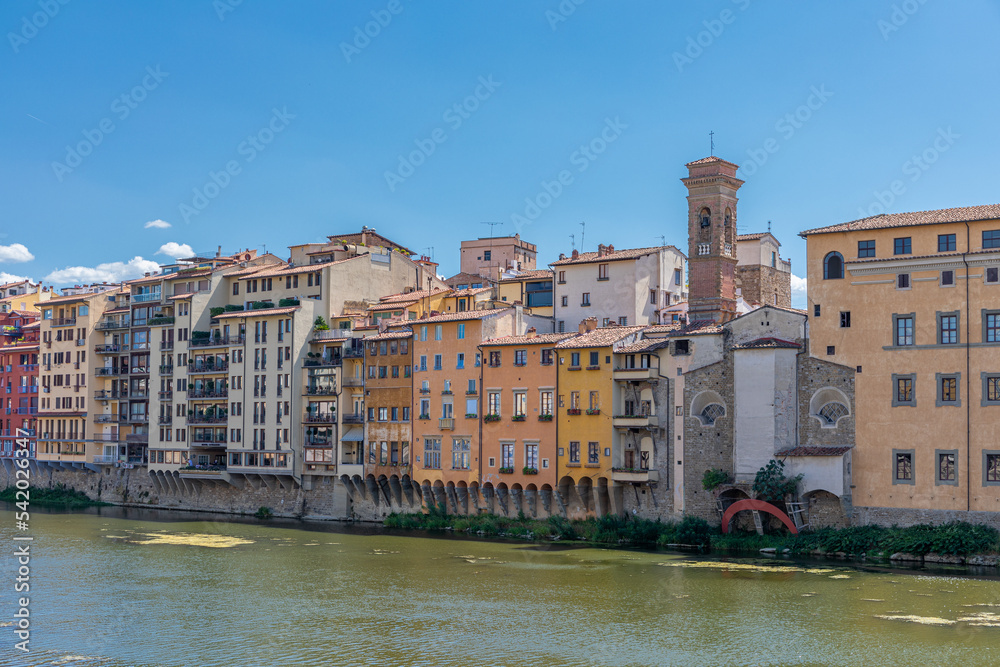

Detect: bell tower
681,156,743,323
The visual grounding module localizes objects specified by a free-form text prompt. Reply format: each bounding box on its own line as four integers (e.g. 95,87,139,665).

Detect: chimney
578,317,598,333
607,244,614,253
217,245,221,257
525,326,537,339
571,249,579,260
144,273,150,277
558,253,566,260
597,244,607,257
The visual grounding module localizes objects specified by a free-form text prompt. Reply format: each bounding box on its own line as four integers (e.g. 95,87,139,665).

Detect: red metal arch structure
720,499,798,534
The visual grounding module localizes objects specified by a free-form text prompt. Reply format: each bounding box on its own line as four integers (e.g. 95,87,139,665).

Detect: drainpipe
964,222,971,512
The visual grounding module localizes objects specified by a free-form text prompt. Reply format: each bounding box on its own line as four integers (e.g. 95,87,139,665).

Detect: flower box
498,467,514,474
511,415,526,422
538,414,553,421
566,409,582,415
522,467,538,475
419,414,430,420
484,414,501,423
465,413,478,419
586,409,601,415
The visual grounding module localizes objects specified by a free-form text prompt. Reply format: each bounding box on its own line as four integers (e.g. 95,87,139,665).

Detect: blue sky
2,1,999,308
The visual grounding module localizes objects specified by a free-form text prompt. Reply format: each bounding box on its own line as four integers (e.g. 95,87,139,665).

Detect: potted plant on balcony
511,414,526,422
465,413,478,419
419,413,430,420
522,466,538,475
498,466,514,474
538,414,553,421
586,408,600,415
483,414,501,423
566,408,582,415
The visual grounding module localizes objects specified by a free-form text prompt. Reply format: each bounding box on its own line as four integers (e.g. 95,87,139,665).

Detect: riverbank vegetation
0,483,110,508
384,507,1000,558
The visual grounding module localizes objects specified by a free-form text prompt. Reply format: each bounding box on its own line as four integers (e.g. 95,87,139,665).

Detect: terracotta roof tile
550,246,683,266
214,305,300,319
499,270,554,282
800,204,1000,237
482,332,575,346
368,330,413,341
450,286,492,297
168,293,195,301
686,156,740,169
414,308,510,324
369,301,418,312
444,272,491,286
554,325,646,349
776,446,852,457
617,338,671,353
380,288,450,303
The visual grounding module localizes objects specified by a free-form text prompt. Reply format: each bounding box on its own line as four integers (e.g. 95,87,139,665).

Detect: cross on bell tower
681,155,744,323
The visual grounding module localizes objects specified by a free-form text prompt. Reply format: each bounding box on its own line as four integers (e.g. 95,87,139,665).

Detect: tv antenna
579,222,586,253
569,234,575,251
423,246,434,261
658,235,666,247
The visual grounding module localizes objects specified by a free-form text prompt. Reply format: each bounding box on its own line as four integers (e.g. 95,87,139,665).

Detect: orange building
363,328,414,503
479,330,573,516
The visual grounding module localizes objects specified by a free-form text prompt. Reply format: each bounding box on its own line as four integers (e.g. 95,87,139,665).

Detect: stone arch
430,480,446,511
721,499,798,535
823,251,844,280
809,386,851,428
510,483,524,515
803,489,847,529
481,481,495,514
698,206,712,242
455,480,469,515
496,482,510,516
691,390,727,426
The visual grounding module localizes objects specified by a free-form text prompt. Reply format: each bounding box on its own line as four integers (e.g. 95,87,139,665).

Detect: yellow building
498,269,554,317
554,320,646,518
802,204,1000,523
0,282,51,314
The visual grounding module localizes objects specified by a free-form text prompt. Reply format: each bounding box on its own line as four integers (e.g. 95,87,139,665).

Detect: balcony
130,390,149,399
190,335,244,348
342,377,363,387
613,366,658,381
304,412,337,423
612,414,659,428
20,364,38,373
187,388,228,399
439,418,454,430
342,413,364,424
94,414,122,424
190,433,227,446
188,361,229,374
91,434,123,443
188,413,228,424
97,318,130,330
611,468,659,484
95,390,128,401
95,344,126,354
18,386,38,394
159,365,174,375
95,367,127,377
179,466,228,480
158,390,173,400
305,385,337,396
148,316,174,326
342,347,365,359
312,329,355,341
51,317,76,327
157,415,173,425
160,340,174,351
305,436,334,448
124,414,149,424
92,455,119,465
304,356,341,368
131,292,162,303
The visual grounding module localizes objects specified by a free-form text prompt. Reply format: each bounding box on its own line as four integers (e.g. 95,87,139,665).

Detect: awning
340,428,364,442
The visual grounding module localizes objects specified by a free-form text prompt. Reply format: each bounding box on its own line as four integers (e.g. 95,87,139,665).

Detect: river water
2,507,999,667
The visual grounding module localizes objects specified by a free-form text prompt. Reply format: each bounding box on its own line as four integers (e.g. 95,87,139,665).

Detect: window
502,443,514,469
558,271,566,283
814,304,821,317
823,252,843,280
986,452,1000,485
618,316,627,325
434,325,442,341
598,264,609,280
483,250,491,261
570,352,580,367
675,268,682,285
985,312,1000,343
514,350,527,366
897,273,910,289
818,402,848,425
420,398,430,418
858,240,875,258
581,293,590,306
589,351,599,367
378,407,388,421
894,315,914,346
893,374,916,407
602,317,611,327
468,379,477,394
391,407,398,421
771,251,777,267
941,270,955,286
452,438,470,470
433,354,442,370
420,326,427,342
561,296,568,307
650,290,656,304
570,391,580,409
457,324,465,339
587,442,599,465
588,391,599,411
840,311,851,328
893,450,914,485
937,373,961,406
418,355,427,371
489,351,501,367
938,234,956,252
938,313,959,345
525,443,538,471
513,391,526,417
540,390,553,416
983,375,1000,405
700,403,725,425
987,267,999,284
894,237,911,255
487,391,500,415
984,230,1000,249
455,353,465,370
936,450,958,485
541,349,553,365
569,441,580,464
424,438,441,469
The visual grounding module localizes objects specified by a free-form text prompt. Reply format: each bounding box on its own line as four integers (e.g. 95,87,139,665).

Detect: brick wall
682,358,735,523
797,356,856,448
737,265,792,308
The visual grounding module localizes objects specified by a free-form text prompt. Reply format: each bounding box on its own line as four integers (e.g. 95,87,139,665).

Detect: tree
314,316,329,331
752,459,803,502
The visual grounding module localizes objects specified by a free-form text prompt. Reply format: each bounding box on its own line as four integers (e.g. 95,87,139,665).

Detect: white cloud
0,243,34,263
144,219,172,229
0,271,32,285
45,257,161,285
156,242,195,259
791,274,807,294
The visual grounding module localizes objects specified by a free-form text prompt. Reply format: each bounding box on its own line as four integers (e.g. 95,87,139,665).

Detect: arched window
700,207,711,228
817,402,849,425
700,404,726,425
824,252,844,280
